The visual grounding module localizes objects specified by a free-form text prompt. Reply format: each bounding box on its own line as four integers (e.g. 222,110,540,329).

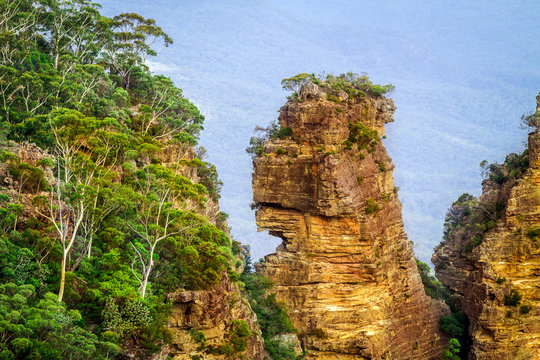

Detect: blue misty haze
100,0,540,264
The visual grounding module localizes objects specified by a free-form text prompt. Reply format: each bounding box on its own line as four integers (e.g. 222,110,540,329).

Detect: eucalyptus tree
103,12,173,88
33,109,123,301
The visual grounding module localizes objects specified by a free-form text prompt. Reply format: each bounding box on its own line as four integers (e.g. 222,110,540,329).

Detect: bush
504,290,522,306
240,269,297,359
229,320,251,352
526,226,540,241
346,121,379,151
364,198,381,216
442,338,461,360
440,313,465,337
417,260,451,302
274,127,292,139
519,305,530,314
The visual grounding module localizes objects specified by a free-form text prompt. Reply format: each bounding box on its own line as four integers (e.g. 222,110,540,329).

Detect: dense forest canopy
0,1,239,358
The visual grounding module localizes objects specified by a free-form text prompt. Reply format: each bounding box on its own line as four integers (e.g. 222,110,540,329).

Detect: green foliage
0,286,113,359
190,329,207,350
246,121,293,157
504,290,522,306
443,188,510,253
264,339,298,360
229,319,251,352
519,305,530,314
240,269,297,359
521,105,540,130
0,0,237,357
440,313,466,337
281,72,394,99
344,121,379,151
442,338,461,360
196,160,223,201
275,127,293,139
480,149,529,185
416,260,451,301
364,197,381,216
281,73,310,94
526,226,540,241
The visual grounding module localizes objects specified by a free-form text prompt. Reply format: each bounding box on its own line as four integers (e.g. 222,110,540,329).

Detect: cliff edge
432,96,540,360
252,79,449,359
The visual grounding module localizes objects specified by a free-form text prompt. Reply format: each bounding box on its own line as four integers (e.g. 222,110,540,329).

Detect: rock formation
162,274,267,360
432,99,540,360
252,82,449,359
156,143,267,360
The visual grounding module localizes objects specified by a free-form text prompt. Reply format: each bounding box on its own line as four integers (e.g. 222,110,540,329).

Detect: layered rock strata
433,114,540,358
253,82,449,359
162,275,267,360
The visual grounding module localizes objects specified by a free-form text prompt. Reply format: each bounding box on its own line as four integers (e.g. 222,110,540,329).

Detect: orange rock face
252,83,449,359
433,128,540,360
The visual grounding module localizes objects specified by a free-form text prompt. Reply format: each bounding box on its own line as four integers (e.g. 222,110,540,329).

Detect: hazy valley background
100,0,540,264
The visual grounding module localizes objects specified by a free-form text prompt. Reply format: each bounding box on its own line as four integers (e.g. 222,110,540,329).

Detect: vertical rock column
252,82,448,359
433,114,540,359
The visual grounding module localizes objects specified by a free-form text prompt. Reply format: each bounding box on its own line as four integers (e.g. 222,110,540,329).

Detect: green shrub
526,226,540,241
274,127,293,139
346,121,379,151
496,277,506,284
440,313,465,337
364,198,381,216
326,94,342,103
504,290,522,306
240,269,297,359
190,329,206,350
442,338,461,360
519,305,530,314
417,260,451,302
229,320,251,352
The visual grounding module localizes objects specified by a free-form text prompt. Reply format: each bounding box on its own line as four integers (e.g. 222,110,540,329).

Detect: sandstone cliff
150,142,267,360
432,98,540,359
252,81,449,359
162,274,267,360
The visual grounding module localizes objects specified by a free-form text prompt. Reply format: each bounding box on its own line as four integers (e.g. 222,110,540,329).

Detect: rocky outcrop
252,82,449,359
160,275,267,360
155,144,267,360
432,100,540,359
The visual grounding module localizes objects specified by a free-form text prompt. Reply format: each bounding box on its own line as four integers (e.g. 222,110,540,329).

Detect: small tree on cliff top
281,73,310,94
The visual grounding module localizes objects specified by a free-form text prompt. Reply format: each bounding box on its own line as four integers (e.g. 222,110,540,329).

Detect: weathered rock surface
160,275,267,360
433,101,540,359
154,144,267,360
253,82,449,359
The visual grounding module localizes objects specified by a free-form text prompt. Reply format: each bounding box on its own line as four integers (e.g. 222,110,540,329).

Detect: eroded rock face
253,82,448,359
433,110,540,358
162,275,267,360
